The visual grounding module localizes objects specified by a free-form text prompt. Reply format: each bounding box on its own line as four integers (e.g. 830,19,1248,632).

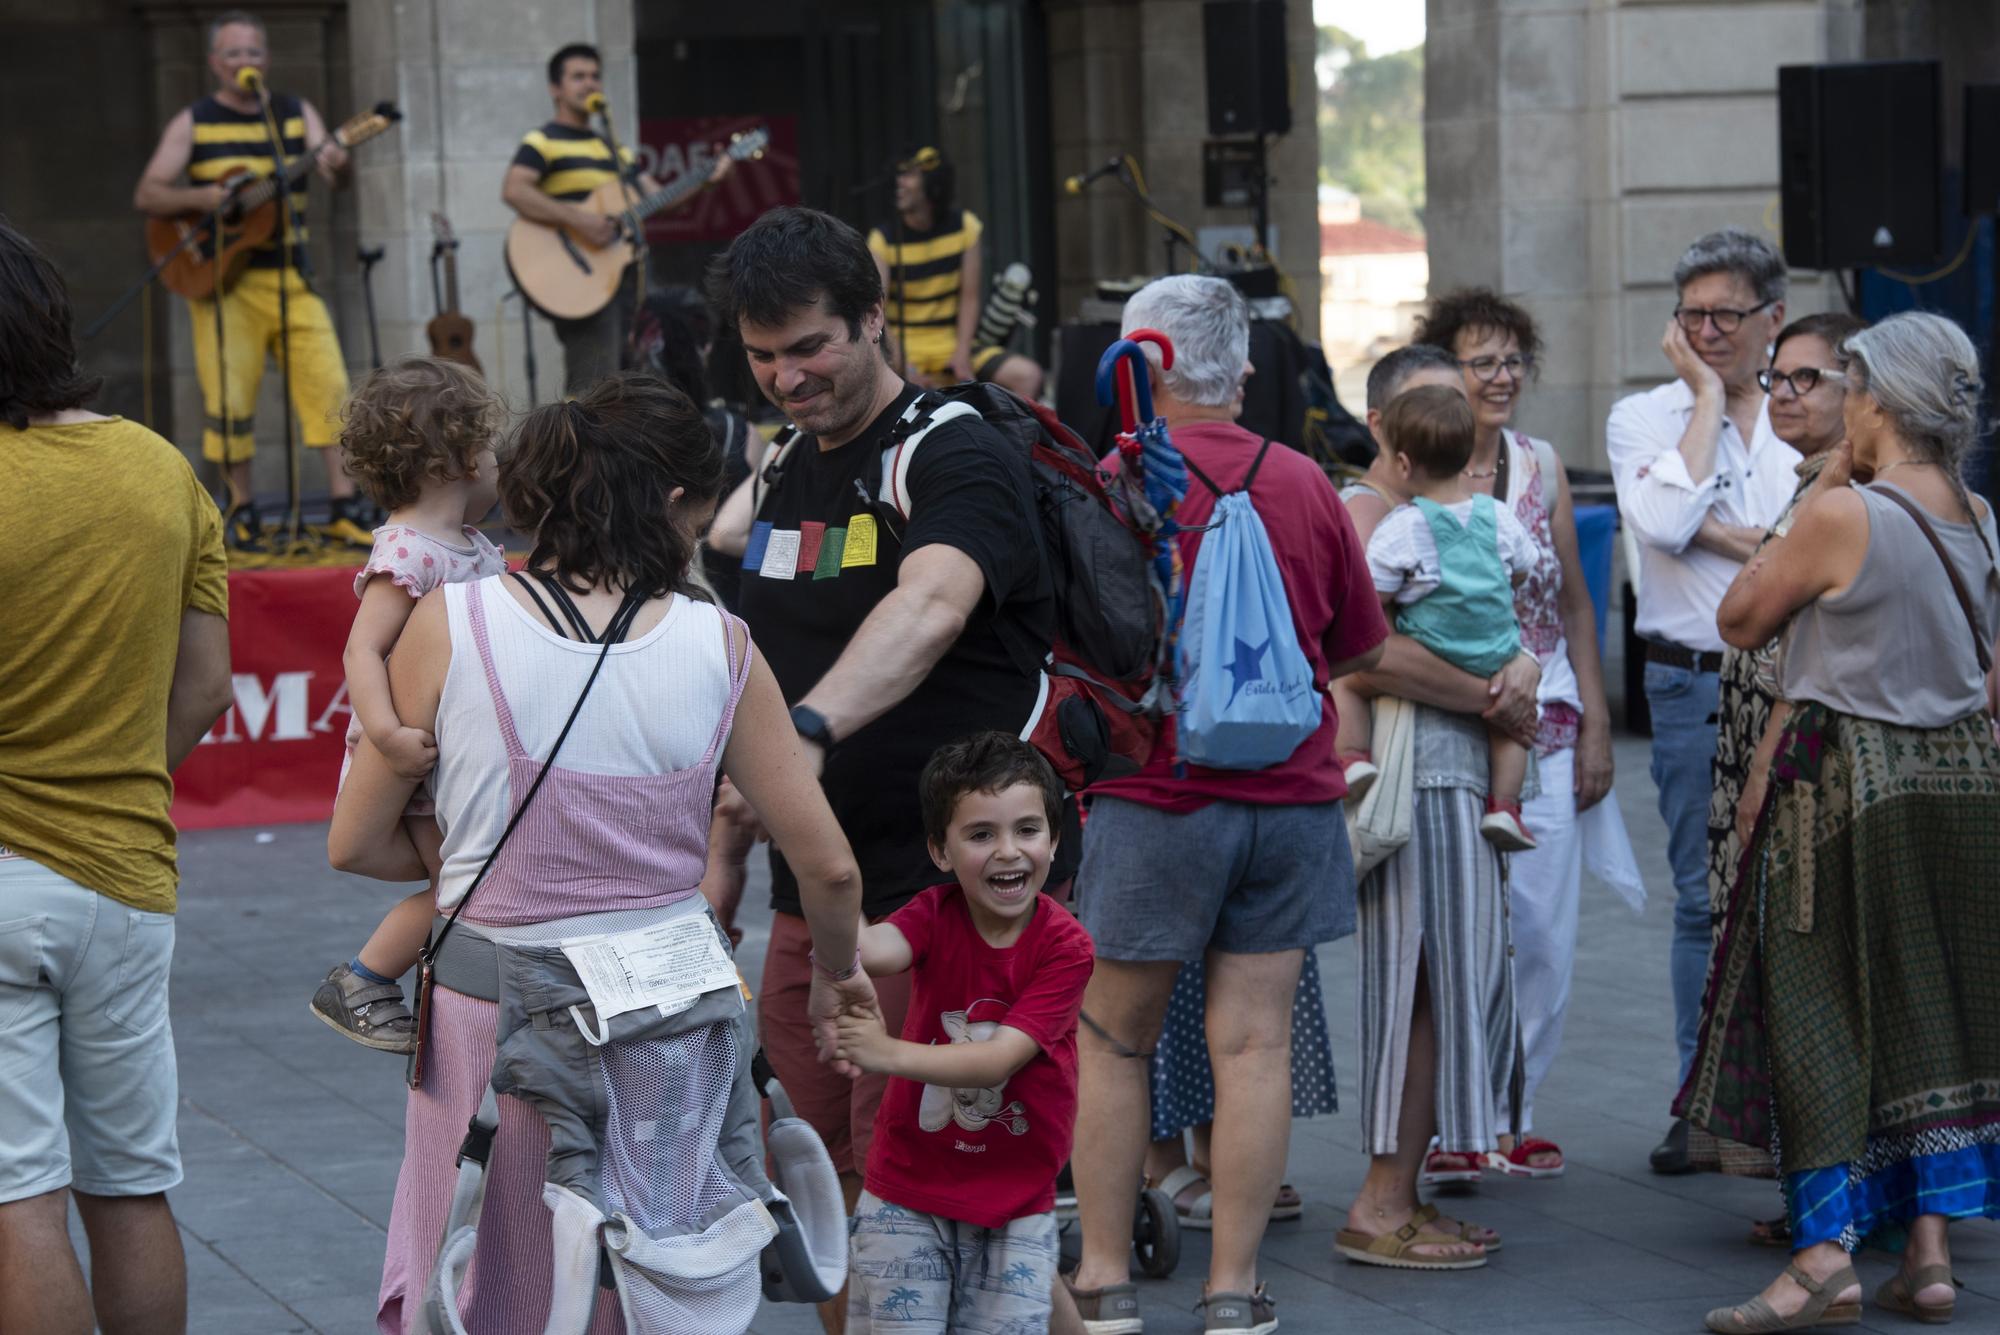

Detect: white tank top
431,577,737,909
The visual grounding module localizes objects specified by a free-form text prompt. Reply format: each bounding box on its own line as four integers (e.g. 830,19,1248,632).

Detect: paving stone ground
66,734,1997,1333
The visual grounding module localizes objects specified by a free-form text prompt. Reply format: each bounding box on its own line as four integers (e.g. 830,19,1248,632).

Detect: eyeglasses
1757,366,1847,397
1674,302,1774,335
1458,354,1533,383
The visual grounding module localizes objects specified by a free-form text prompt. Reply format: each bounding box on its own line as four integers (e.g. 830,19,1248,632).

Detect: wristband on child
809,947,863,982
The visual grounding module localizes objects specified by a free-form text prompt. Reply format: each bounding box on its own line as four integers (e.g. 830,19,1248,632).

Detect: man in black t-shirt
703,206,1062,1332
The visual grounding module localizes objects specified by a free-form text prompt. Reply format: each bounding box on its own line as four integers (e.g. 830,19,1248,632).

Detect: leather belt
1644,639,1724,673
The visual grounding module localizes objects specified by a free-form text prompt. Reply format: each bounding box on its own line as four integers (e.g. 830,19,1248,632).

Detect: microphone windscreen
1063,176,1083,196
235,66,263,92
584,92,607,114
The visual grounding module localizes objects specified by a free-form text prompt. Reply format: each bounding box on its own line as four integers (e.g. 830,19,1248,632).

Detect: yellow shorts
188,267,350,464
901,329,1009,382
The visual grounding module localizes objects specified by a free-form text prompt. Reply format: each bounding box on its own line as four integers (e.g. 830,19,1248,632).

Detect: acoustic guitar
146,102,403,302
426,213,480,374
505,126,768,321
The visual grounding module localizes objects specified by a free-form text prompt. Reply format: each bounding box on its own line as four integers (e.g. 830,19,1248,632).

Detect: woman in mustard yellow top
0,220,233,1333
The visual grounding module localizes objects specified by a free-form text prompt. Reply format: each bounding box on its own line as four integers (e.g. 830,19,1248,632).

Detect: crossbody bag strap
1867,484,1994,675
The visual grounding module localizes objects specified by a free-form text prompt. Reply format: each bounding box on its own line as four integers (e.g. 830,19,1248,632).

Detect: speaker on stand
1203,0,1289,254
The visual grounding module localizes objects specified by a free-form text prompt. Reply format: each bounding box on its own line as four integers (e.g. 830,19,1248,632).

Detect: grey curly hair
1674,227,1788,306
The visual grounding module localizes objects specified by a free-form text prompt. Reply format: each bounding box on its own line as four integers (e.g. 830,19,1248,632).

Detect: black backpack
760,384,1167,788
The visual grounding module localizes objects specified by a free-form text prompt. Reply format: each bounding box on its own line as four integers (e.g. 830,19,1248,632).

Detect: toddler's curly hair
338,357,503,510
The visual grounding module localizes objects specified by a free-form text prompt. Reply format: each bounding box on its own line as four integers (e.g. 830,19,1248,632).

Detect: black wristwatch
789,704,836,753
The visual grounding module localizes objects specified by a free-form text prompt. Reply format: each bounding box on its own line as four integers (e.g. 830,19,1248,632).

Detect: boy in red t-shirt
833,733,1095,1333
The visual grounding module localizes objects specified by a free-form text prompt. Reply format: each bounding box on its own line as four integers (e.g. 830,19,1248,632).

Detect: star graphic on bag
1225,636,1269,707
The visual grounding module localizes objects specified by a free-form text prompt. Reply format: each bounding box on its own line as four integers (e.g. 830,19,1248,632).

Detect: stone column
1425,0,1851,469
346,0,637,414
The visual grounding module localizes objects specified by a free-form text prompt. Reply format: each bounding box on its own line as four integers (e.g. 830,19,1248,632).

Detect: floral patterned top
353,523,507,600
1501,430,1579,757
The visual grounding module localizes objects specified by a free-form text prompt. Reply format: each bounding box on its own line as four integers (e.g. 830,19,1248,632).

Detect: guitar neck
626,170,708,223
443,252,462,316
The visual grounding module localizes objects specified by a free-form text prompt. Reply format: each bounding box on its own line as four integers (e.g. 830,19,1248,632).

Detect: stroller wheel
1133,1186,1180,1278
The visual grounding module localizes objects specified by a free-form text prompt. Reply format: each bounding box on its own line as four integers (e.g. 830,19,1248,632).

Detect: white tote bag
1345,694,1414,879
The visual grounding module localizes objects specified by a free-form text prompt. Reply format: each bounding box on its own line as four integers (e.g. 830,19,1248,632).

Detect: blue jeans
1644,661,1721,1090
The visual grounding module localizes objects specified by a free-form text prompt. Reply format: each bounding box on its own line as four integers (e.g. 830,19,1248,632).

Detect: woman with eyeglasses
1683,311,2000,1332
1407,289,1632,1186
1697,311,1866,1241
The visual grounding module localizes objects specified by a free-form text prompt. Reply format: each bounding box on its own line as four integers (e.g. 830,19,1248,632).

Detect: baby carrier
412,578,846,1334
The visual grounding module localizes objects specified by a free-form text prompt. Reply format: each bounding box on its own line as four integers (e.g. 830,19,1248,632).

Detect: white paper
560,916,741,1023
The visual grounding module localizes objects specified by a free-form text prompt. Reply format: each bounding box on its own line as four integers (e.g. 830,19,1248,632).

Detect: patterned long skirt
1676,703,2000,1250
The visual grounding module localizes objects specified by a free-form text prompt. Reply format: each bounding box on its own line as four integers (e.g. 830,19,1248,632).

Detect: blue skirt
1785,1134,2000,1251
1149,949,1338,1142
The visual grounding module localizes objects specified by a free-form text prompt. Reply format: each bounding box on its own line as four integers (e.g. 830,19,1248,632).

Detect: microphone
1063,156,1124,195
584,92,607,115
235,66,264,93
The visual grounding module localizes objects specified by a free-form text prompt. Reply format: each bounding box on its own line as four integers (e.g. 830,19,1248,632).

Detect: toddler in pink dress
309,358,507,1053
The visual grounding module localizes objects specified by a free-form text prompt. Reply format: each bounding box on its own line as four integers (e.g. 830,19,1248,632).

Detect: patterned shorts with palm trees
847,1190,1058,1333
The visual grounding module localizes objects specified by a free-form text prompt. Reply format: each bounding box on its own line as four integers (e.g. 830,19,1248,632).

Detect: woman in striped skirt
1328,350,1543,1269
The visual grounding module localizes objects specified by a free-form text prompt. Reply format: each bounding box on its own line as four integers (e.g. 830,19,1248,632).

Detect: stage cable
1875,220,1980,287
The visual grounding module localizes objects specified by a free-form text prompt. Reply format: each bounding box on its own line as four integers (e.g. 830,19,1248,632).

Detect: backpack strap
1866,483,1995,674
1184,438,1274,498
750,423,803,517
881,395,982,520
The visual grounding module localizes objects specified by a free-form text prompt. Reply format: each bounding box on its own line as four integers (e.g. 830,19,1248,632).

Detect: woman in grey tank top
1683,313,2000,1333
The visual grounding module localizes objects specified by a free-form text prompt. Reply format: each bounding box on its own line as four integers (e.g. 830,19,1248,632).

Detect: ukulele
146,102,402,301
505,126,768,321
427,213,481,374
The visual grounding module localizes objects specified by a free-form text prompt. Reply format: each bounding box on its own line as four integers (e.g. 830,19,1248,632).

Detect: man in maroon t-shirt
1064,276,1387,1333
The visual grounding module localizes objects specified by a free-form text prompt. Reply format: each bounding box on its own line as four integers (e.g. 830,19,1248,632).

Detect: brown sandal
1335,1202,1487,1271
1704,1262,1861,1332
1875,1265,1955,1325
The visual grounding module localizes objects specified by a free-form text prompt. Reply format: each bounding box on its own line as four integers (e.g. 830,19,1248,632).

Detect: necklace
1463,466,1497,479
1873,459,1935,478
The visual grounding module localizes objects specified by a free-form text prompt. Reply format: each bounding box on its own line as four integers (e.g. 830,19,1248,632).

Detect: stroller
1052,1164,1182,1279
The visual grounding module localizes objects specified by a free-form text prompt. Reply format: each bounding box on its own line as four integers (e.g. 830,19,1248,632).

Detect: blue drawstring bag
1175,440,1322,769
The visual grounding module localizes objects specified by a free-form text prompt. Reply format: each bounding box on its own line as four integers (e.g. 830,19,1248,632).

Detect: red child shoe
1479,798,1536,852
1482,1136,1566,1179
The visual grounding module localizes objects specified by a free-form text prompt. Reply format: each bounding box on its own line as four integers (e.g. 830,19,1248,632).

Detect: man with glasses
1605,227,1800,1175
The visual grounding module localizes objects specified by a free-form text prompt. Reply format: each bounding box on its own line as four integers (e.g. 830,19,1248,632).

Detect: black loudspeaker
1967,84,2000,217
1779,60,1941,269
1204,0,1289,137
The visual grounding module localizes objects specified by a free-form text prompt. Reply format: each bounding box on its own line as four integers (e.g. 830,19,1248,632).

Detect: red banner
637,113,800,245
171,565,359,830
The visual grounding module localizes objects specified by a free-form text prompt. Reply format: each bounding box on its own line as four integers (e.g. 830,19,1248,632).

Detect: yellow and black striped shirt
186,93,309,268
867,208,984,331
513,122,636,203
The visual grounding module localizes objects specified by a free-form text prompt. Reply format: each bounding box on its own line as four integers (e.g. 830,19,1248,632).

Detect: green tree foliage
1318,25,1426,236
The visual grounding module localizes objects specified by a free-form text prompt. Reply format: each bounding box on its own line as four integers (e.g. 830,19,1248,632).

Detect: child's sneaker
1479,799,1537,852
1065,1273,1142,1334
310,963,418,1053
1340,752,1380,806
1201,1285,1279,1334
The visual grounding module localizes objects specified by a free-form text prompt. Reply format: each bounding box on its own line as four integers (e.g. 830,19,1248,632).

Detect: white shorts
0,856,181,1202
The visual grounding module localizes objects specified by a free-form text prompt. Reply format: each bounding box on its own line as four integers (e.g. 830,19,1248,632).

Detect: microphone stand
592,97,645,369
255,80,307,551
513,287,539,406
357,243,385,369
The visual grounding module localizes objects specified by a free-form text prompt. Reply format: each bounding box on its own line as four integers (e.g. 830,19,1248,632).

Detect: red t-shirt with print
863,883,1096,1228
1093,422,1388,811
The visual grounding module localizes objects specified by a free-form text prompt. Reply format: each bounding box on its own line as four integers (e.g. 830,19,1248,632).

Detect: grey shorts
847,1190,1058,1333
0,857,181,1203
1075,797,1356,961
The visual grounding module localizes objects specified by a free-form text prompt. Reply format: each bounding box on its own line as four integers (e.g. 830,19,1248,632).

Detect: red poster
171,565,359,830
637,113,800,245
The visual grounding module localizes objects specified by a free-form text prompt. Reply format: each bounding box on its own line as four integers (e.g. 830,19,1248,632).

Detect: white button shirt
1606,379,1801,653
